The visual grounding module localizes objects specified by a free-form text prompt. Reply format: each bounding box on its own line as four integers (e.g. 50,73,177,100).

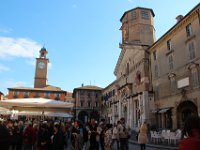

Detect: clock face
38,62,45,69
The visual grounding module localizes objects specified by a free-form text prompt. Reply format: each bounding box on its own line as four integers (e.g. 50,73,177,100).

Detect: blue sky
0,0,199,94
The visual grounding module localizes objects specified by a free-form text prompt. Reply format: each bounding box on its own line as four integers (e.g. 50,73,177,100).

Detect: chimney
176,15,183,22
81,83,84,87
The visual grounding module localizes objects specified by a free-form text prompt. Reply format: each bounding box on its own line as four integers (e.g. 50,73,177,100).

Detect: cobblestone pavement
64,141,174,150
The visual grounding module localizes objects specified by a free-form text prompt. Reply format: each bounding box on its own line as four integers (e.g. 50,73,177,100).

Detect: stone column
130,98,133,129
127,98,130,127
172,108,177,129
112,104,115,124
119,100,122,119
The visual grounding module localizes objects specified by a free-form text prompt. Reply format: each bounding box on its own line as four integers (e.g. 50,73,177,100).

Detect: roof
120,7,155,22
148,2,200,51
8,85,66,93
74,85,103,91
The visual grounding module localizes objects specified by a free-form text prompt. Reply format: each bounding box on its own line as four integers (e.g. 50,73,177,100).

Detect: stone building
103,3,200,130
7,47,67,101
149,3,200,129
103,7,156,129
73,85,102,123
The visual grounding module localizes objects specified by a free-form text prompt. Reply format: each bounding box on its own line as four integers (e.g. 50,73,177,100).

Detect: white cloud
128,0,134,2
0,64,10,72
0,36,42,59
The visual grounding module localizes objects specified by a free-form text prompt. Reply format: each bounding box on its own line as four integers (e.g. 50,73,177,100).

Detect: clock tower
34,47,49,88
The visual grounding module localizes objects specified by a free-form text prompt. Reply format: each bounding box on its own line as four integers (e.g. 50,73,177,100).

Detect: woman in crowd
71,120,83,150
51,123,64,150
104,124,113,150
138,121,148,150
179,115,200,150
112,123,119,150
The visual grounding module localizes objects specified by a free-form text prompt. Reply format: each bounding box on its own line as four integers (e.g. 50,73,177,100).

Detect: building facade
103,7,156,129
102,3,200,130
149,3,200,129
7,47,67,101
73,85,102,124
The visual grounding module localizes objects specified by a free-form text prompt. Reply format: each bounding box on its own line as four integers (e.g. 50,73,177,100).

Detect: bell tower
120,7,155,46
34,47,49,88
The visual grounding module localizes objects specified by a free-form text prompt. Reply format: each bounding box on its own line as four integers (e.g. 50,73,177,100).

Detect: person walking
36,122,50,150
104,124,113,150
179,115,200,150
71,120,82,150
138,121,148,150
118,118,130,150
112,123,119,150
88,118,99,150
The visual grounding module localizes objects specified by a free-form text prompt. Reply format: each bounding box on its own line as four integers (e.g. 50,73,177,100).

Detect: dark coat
52,131,64,150
0,124,10,150
37,127,50,149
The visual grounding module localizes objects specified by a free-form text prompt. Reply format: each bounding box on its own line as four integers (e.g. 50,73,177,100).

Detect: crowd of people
0,117,131,150
0,115,200,150
0,118,70,150
71,117,131,150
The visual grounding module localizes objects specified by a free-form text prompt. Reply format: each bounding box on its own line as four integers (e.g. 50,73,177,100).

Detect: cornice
149,3,200,52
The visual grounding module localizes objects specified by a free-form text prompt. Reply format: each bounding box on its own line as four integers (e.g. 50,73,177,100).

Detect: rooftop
74,85,103,91
8,85,66,92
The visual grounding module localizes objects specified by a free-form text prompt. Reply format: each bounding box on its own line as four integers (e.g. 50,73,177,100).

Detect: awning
44,112,73,118
158,108,171,113
17,111,72,118
0,98,73,109
151,110,158,113
0,107,11,115
18,111,43,116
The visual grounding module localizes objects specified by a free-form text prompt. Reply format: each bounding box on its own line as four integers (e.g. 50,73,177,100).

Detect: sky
0,0,199,94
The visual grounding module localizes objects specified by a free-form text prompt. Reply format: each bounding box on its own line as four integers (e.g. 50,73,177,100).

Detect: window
186,24,193,37
188,42,195,60
154,65,158,78
45,92,50,98
95,102,98,107
88,92,91,98
24,92,29,98
153,51,157,60
191,71,199,88
112,90,115,96
88,101,91,107
34,92,40,98
154,86,160,100
126,63,129,75
168,55,174,70
56,93,61,98
131,11,137,20
167,40,172,50
80,91,84,95
170,79,176,94
95,93,98,98
80,101,84,107
141,10,149,19
13,91,19,98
